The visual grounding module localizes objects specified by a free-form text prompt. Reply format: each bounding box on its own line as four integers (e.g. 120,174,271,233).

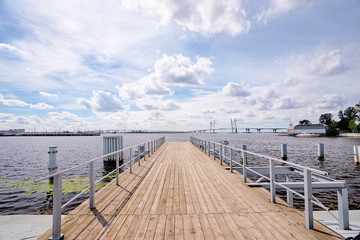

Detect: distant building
293,124,328,136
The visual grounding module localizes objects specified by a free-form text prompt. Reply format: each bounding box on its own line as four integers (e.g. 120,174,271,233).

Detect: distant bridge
191,127,287,133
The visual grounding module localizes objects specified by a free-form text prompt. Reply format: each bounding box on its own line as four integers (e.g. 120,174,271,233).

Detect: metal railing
190,136,349,231
36,136,165,240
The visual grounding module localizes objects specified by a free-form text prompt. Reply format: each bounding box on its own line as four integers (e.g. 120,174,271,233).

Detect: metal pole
213,143,216,160
148,142,150,157
116,152,119,186
304,169,313,229
130,148,133,174
242,149,247,183
138,145,141,166
208,141,210,156
318,143,324,160
286,175,293,206
220,144,223,165
144,144,146,161
337,188,350,230
281,144,287,160
354,145,360,163
270,159,276,203
48,146,58,170
52,173,63,240
230,148,233,173
89,161,95,209
204,141,207,154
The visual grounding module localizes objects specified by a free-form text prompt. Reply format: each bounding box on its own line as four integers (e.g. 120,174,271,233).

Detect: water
0,133,359,215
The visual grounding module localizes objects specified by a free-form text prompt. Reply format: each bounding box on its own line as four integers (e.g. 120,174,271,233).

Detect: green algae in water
0,173,116,195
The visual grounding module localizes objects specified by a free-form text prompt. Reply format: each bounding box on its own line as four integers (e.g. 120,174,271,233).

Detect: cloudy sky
0,0,359,132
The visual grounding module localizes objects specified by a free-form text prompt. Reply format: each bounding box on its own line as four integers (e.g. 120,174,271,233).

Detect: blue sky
0,0,359,132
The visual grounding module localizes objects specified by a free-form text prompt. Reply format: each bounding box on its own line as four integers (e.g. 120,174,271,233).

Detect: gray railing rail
190,136,349,231
36,136,165,240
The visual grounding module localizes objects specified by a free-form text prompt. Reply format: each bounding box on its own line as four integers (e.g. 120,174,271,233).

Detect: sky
0,0,359,132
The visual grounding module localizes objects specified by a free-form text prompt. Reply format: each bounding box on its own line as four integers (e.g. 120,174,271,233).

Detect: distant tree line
299,103,360,136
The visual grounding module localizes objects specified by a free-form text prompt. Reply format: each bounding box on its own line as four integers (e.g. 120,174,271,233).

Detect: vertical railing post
116,152,119,186
130,148,133,174
144,144,146,161
242,151,247,183
337,187,350,230
204,141,207,154
220,144,223,165
208,141,210,156
230,148,233,173
138,145,141,166
89,161,95,209
213,142,216,160
304,169,313,229
52,173,63,240
148,142,150,157
270,159,276,203
286,175,293,206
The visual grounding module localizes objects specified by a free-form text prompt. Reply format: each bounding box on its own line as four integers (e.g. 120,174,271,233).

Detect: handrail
41,136,165,240
190,136,349,231
36,139,162,182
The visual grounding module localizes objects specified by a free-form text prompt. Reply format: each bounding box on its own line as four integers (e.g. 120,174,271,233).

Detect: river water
0,133,359,215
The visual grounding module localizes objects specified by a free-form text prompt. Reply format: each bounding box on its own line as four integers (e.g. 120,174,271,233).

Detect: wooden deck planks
39,142,342,240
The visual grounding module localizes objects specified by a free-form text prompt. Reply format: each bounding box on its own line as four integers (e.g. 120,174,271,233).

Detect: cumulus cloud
123,0,251,36
0,95,28,107
257,0,314,23
154,54,213,86
29,103,54,109
315,94,346,109
308,50,348,77
118,54,212,103
273,97,304,109
39,91,58,98
78,91,128,112
0,94,53,109
221,82,251,97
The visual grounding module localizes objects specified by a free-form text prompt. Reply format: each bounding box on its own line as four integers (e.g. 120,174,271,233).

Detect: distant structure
293,124,328,136
287,122,294,135
210,120,215,133
230,118,238,133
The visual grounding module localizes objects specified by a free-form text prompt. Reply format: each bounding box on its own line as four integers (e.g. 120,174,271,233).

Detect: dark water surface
0,133,359,214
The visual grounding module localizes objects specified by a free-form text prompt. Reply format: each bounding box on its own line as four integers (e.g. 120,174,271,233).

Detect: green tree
299,119,311,125
327,120,338,136
338,107,357,130
319,113,333,125
349,120,357,133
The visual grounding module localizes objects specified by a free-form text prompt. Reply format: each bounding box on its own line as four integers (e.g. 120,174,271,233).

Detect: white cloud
0,94,53,109
308,50,348,77
154,54,213,86
257,0,314,23
273,97,304,109
123,0,251,36
161,100,180,111
221,82,251,97
315,94,346,109
78,91,128,113
29,103,54,110
39,91,58,98
0,94,28,107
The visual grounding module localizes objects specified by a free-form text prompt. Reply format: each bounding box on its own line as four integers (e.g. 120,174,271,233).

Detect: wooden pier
39,142,341,239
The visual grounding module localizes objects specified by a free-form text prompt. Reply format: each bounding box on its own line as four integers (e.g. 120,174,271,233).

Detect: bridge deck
39,142,341,239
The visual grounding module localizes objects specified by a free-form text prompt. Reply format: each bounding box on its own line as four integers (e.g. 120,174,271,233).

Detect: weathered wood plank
39,142,342,240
